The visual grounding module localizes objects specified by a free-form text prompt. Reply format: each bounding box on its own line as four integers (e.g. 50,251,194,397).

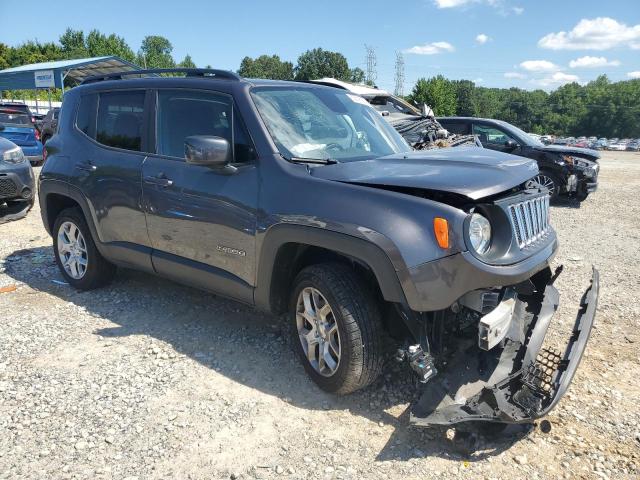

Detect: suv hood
310,147,538,200
533,144,600,161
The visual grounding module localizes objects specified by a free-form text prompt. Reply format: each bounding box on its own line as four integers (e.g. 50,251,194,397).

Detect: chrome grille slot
508,194,550,248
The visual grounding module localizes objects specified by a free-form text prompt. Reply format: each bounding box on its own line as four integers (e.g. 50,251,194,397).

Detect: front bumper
410,266,599,426
0,165,35,201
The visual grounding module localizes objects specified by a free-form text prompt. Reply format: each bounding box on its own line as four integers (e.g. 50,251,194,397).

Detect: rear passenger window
96,91,145,151
156,90,256,162
76,94,97,137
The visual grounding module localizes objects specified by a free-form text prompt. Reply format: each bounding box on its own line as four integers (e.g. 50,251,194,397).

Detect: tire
290,263,384,395
52,207,116,290
526,171,562,200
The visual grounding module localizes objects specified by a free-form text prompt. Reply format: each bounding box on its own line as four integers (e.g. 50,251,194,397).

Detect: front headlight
469,213,491,254
2,147,26,164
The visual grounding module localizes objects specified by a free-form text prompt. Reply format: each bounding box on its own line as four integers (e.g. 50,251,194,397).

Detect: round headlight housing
2,147,25,164
468,213,491,254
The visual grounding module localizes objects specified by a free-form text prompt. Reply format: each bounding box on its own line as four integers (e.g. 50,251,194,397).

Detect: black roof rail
80,68,242,85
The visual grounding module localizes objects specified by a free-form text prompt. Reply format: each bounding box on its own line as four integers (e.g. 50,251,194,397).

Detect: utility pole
394,51,405,97
364,45,377,86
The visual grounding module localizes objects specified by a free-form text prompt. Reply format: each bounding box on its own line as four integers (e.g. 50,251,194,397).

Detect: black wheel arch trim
254,224,408,313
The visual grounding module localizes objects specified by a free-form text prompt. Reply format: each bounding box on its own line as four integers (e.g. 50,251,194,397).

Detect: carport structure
0,56,140,110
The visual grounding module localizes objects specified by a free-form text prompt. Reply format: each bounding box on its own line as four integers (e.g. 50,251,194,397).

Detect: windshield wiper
287,155,338,165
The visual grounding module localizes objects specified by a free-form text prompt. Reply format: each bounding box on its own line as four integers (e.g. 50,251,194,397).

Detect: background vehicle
306,78,478,149
627,140,640,151
0,101,38,127
39,107,60,145
0,137,35,216
438,116,599,201
0,108,44,165
39,68,598,429
608,140,628,151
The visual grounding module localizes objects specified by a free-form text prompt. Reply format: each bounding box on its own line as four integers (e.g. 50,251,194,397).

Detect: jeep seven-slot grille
0,178,18,199
508,195,550,248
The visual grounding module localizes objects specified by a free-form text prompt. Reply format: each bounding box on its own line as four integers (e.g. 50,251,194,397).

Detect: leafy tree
294,48,351,81
86,30,135,62
137,35,175,69
452,80,476,116
350,67,366,84
178,54,197,68
59,28,87,58
238,54,293,80
408,75,457,116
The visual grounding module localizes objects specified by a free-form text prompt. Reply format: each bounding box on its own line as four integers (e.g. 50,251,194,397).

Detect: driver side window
472,124,515,147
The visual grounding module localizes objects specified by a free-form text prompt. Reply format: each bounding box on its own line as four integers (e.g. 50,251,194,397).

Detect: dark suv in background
438,117,600,201
39,69,598,430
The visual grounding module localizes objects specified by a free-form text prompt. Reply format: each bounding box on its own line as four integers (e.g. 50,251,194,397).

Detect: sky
2,0,640,93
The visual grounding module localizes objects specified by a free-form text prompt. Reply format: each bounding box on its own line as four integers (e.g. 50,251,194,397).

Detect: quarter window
156,90,256,162
96,91,145,151
76,94,97,137
472,124,515,146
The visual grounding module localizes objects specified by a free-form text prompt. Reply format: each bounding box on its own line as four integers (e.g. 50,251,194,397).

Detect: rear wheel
53,207,116,290
290,263,384,395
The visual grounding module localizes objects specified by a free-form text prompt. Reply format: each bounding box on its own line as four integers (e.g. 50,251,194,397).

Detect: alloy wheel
296,287,341,377
57,221,88,279
526,174,556,195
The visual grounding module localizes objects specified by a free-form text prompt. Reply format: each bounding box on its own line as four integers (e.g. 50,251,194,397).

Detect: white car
608,142,628,151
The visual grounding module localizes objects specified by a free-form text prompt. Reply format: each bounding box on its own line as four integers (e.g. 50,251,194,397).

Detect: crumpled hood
310,147,539,200
533,144,600,161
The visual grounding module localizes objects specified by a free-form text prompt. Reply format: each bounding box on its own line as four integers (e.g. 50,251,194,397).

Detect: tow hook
396,344,437,383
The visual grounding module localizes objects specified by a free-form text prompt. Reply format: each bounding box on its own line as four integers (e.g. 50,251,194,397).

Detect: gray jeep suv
39,69,598,428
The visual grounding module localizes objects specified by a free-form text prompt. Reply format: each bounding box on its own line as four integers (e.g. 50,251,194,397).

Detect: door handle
144,175,173,187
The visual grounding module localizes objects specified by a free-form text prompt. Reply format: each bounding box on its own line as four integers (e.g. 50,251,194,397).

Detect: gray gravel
1,151,639,479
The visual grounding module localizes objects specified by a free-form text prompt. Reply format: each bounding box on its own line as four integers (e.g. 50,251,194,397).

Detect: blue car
0,136,35,222
0,107,44,165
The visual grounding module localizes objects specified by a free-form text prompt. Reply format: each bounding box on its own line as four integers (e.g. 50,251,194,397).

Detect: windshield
0,111,32,127
251,86,412,162
501,122,544,147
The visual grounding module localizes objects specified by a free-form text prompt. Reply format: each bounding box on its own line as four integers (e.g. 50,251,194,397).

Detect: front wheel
526,171,562,200
290,263,384,395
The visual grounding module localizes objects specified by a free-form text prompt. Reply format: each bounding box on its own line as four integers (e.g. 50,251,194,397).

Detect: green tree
350,67,366,84
59,28,87,58
178,54,197,68
238,54,293,80
408,75,457,116
86,30,135,62
137,36,175,69
294,48,351,81
452,80,476,116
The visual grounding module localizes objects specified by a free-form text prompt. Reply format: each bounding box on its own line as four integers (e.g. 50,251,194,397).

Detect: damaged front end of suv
312,148,599,428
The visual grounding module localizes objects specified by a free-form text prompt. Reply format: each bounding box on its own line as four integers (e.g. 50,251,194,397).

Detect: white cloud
569,56,620,68
532,72,580,87
539,17,640,51
627,71,640,79
473,78,484,83
512,6,524,15
504,72,526,79
520,60,560,72
404,41,455,55
476,34,490,44
433,0,471,6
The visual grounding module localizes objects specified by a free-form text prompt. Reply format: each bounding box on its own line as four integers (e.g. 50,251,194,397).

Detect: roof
308,78,390,96
0,56,140,91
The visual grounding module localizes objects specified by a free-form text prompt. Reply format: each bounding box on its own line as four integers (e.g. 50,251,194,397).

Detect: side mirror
505,139,518,150
185,135,231,167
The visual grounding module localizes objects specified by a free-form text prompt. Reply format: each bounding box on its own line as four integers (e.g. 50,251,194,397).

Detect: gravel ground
0,151,639,480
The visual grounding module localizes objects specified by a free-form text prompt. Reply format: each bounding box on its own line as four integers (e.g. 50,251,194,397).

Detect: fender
254,223,409,313
39,179,154,273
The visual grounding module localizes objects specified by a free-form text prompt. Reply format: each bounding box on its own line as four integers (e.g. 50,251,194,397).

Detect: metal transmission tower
364,45,377,85
394,51,405,97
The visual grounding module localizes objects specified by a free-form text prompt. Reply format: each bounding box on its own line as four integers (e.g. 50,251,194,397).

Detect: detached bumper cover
411,266,599,426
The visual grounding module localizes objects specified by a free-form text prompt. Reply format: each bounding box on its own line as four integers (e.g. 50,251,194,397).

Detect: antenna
394,51,405,97
365,45,377,85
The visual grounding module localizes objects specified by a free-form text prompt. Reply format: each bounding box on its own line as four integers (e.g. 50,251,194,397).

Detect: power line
364,45,377,85
394,51,405,97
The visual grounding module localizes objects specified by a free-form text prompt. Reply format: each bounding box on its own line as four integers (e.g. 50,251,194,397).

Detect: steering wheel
325,143,344,152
